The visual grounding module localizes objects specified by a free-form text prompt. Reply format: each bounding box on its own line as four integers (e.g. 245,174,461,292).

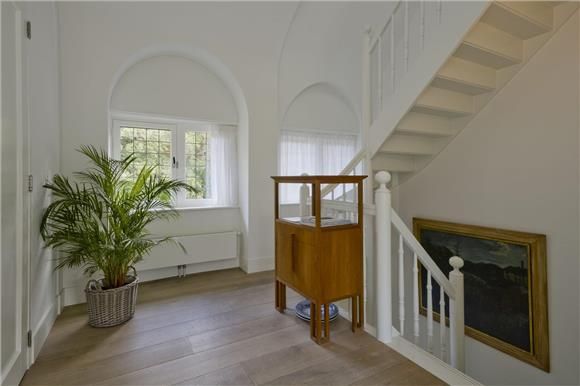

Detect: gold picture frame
414,218,549,372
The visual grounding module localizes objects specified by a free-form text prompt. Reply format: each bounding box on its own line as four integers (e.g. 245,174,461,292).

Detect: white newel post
375,171,392,343
449,256,465,371
299,173,309,217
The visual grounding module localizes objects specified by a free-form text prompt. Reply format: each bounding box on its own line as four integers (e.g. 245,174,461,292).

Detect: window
184,131,211,200
279,130,358,203
112,116,237,207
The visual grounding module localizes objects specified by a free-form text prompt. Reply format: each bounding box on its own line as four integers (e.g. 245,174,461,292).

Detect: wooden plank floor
21,269,445,386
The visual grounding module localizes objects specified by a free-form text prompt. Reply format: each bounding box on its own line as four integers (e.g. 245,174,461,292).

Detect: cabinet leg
358,294,364,328
310,301,316,340
279,283,286,311
324,303,330,340
275,281,285,313
317,303,323,344
275,280,279,310
351,296,358,332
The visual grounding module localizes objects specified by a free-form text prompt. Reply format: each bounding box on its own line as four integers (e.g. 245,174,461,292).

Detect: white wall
278,1,394,128
56,2,298,300
283,83,358,134
111,55,237,123
395,13,580,385
19,1,62,361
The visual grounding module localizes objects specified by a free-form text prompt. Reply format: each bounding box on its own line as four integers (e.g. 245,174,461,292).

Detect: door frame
1,1,31,384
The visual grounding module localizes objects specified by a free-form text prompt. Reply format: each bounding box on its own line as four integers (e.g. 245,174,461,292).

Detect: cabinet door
275,223,318,298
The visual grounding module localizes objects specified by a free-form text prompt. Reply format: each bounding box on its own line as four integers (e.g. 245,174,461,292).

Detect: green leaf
40,145,198,289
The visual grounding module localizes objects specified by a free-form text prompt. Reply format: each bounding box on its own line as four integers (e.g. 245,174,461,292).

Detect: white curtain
279,130,358,203
210,125,238,206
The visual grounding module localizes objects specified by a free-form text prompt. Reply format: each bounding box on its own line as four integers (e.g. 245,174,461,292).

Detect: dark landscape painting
414,218,549,371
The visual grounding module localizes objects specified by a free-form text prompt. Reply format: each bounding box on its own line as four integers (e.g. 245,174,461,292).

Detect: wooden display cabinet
271,175,367,344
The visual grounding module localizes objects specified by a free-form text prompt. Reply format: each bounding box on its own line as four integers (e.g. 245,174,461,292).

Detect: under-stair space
371,1,579,184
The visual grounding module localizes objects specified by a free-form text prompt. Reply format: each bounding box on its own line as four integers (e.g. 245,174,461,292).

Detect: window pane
119,126,172,182
184,130,210,199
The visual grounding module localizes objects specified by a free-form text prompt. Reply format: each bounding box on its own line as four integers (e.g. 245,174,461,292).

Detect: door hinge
28,175,33,192
27,330,32,347
26,21,31,40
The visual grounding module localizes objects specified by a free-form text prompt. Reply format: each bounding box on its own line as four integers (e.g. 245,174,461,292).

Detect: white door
1,1,30,385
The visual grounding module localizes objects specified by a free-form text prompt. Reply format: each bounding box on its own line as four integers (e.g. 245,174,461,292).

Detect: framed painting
413,218,549,372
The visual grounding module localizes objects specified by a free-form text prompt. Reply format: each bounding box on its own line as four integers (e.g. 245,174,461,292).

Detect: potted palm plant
41,145,195,327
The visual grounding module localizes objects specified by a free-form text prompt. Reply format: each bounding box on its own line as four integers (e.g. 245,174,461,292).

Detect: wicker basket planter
85,270,139,328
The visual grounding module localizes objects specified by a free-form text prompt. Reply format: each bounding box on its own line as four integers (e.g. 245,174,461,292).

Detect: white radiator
136,231,239,271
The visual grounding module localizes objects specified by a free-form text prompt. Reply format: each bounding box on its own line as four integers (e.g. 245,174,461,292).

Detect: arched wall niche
106,45,251,237
282,82,360,134
107,45,248,125
110,55,238,123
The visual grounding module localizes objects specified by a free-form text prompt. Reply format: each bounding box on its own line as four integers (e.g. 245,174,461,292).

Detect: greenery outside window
112,118,215,207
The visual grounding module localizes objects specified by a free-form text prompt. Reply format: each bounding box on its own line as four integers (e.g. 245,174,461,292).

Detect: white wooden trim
387,335,482,386
30,303,58,363
391,210,455,297
110,110,237,128
63,257,240,306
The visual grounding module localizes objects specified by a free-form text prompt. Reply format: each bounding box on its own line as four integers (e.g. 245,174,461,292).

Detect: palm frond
41,145,197,289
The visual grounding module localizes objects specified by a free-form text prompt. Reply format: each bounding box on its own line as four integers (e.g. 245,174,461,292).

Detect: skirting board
337,304,480,386
387,334,482,386
63,257,239,306
241,256,274,273
31,302,58,364
336,302,376,337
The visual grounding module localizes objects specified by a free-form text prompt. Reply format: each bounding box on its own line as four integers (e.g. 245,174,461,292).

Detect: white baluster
404,1,409,71
398,234,405,336
440,285,446,362
413,253,419,345
299,173,309,217
420,1,425,49
375,171,392,343
449,256,465,371
427,271,433,353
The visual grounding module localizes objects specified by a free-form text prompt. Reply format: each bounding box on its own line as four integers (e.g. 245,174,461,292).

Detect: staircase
313,1,579,384
367,1,578,184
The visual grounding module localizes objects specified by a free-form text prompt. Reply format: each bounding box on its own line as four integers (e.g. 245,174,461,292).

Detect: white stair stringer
371,1,579,186
388,329,483,386
334,302,481,386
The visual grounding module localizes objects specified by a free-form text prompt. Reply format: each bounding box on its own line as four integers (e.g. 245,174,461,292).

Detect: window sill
174,205,239,212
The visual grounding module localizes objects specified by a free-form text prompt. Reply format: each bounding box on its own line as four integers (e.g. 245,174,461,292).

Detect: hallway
21,269,443,385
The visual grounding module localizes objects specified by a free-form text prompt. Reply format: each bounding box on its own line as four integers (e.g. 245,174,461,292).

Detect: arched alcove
283,82,359,134
106,46,251,259
110,55,238,123
279,83,360,204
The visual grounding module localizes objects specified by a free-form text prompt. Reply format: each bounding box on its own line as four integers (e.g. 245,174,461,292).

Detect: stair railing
319,149,367,201
374,170,465,371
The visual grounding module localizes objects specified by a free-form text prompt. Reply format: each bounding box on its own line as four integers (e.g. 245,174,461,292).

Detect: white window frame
111,114,217,208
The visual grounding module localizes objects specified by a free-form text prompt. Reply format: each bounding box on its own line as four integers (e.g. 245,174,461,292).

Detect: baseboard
31,302,58,363
336,303,376,337
241,256,274,273
387,335,482,386
63,258,239,306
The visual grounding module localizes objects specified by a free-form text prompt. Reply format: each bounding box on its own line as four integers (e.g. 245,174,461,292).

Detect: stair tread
414,87,473,117
481,2,552,39
455,22,523,69
380,134,443,156
432,74,495,95
454,41,521,69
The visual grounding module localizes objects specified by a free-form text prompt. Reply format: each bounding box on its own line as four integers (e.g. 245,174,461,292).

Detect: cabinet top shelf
271,175,367,184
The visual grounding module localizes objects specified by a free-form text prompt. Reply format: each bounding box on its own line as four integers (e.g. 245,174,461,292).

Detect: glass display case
271,175,367,343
